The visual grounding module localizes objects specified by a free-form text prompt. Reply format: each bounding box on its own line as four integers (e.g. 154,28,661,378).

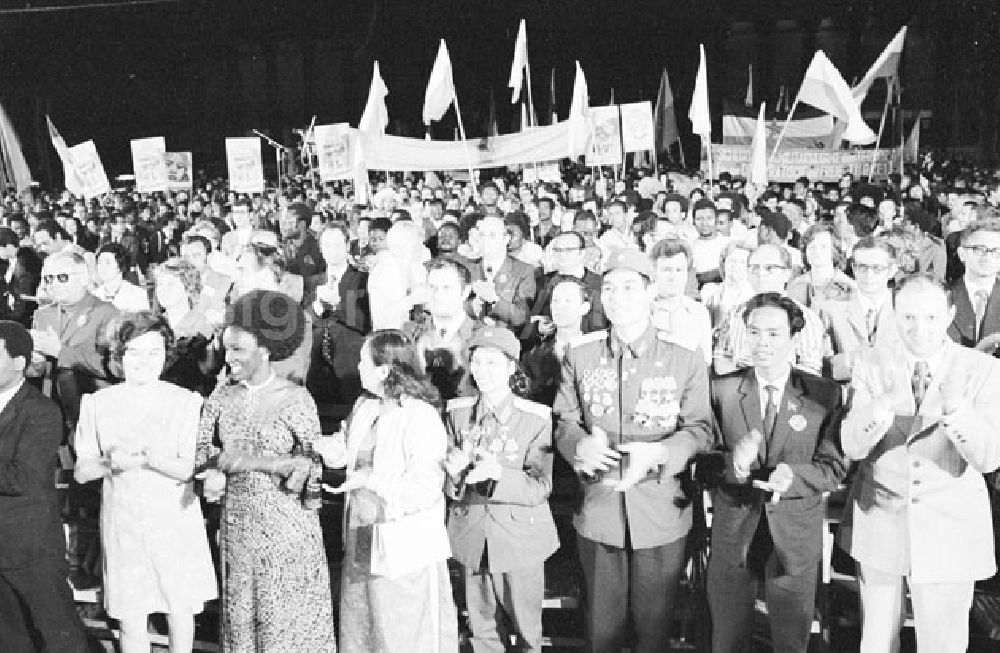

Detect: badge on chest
581,366,617,418
633,376,680,429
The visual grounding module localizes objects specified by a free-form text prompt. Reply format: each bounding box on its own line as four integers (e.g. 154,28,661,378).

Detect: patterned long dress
196,378,337,652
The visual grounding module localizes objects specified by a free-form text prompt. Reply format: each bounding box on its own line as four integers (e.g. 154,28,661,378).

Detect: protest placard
585,106,623,166
620,101,655,153
226,137,264,193
165,152,193,191
68,140,110,198
315,123,356,181
131,137,168,193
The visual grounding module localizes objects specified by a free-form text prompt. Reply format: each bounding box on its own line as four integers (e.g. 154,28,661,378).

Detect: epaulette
569,330,607,348
656,330,697,353
445,396,477,412
512,396,552,419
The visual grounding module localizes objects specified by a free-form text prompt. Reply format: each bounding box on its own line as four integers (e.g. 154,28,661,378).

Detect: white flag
46,116,85,197
567,61,590,157
423,40,456,126
688,44,711,138
508,19,528,104
797,51,876,144
852,27,907,105
358,61,389,135
750,102,768,187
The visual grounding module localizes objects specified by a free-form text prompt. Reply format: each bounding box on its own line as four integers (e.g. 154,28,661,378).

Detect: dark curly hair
225,290,305,362
742,292,806,336
365,329,441,408
108,310,176,367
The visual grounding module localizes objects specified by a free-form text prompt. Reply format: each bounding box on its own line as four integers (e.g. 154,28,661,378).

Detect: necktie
485,265,494,281
974,290,989,341
911,360,931,409
763,385,779,438
438,328,447,339
865,307,878,343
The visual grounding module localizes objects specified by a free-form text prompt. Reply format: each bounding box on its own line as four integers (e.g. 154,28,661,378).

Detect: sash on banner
315,124,356,182
131,137,168,193
68,140,110,198
619,101,654,153
226,137,265,194
165,152,193,191
585,105,623,166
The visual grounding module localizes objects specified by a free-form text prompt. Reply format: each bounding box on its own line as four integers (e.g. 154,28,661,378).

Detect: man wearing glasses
528,232,605,343
949,219,1000,353
714,243,827,376
816,237,902,382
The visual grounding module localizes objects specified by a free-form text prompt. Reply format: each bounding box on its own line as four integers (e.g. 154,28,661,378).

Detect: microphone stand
252,129,287,197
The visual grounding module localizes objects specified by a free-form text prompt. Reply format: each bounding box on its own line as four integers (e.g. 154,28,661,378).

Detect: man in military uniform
553,248,713,653
444,327,559,652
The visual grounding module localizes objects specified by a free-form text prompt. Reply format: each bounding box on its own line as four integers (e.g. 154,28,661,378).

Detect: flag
508,19,528,103
852,27,907,105
46,116,84,196
567,60,590,156
688,44,711,138
486,87,498,137
422,40,456,126
609,87,616,106
750,102,768,187
797,50,876,144
654,67,678,153
548,67,558,124
358,61,389,135
0,101,33,199
745,64,753,107
904,117,921,164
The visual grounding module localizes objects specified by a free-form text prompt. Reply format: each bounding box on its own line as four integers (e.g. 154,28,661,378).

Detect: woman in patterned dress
195,290,336,652
316,329,457,652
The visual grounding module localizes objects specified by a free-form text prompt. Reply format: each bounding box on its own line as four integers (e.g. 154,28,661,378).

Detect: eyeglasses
962,245,1000,259
748,264,788,274
853,263,891,274
42,273,73,284
553,246,582,253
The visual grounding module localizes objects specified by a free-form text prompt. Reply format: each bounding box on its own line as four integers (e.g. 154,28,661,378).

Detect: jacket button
912,479,920,486
912,461,920,468
911,497,920,504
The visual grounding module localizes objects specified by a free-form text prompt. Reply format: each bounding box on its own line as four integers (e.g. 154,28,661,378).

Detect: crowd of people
1,155,999,653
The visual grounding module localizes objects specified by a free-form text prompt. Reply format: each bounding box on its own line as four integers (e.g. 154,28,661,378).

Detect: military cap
469,326,521,360
603,247,655,281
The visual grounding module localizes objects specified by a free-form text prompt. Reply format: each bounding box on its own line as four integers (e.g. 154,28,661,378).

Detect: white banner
226,137,264,193
315,123,356,181
705,144,900,182
586,106,623,166
68,140,110,198
722,114,836,149
130,137,168,193
620,101,655,153
521,161,561,183
165,152,193,191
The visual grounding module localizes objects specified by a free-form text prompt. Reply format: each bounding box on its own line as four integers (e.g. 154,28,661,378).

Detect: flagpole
868,78,892,181
451,83,479,202
768,95,801,165
677,137,686,169
704,135,714,182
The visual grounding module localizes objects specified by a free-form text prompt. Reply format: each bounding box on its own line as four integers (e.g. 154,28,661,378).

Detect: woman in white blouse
92,243,150,312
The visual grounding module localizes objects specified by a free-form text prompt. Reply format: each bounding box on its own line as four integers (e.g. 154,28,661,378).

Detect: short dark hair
742,292,806,335
36,219,69,242
847,205,879,237
97,243,131,275
109,311,176,365
183,234,213,255
370,217,392,234
648,237,692,267
225,290,305,362
426,256,471,286
852,235,897,261
0,320,33,363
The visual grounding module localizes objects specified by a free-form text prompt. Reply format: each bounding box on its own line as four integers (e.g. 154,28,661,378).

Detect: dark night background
0,0,997,185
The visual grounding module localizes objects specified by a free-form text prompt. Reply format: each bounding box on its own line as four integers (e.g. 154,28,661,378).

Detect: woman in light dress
75,311,217,653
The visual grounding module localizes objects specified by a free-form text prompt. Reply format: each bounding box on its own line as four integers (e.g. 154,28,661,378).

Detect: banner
521,161,561,183
722,115,836,149
68,140,110,198
130,137,168,193
314,123,356,181
165,152,193,191
620,101,654,153
226,137,264,193
704,144,900,182
586,105,623,166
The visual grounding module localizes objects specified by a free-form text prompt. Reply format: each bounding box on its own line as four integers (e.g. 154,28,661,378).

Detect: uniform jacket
816,295,902,381
709,369,847,575
470,256,537,332
553,324,713,549
947,278,1000,348
838,341,1000,582
444,394,559,572
0,383,68,569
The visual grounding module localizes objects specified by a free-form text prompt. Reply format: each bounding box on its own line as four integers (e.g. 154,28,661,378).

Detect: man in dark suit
948,219,1000,353
0,227,41,327
527,231,606,343
306,224,369,430
0,320,90,651
468,215,536,333
706,292,847,653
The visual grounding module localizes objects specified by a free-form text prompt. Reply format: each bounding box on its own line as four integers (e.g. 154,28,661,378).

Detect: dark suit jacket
948,278,1000,348
469,255,537,333
0,248,42,326
708,368,847,575
526,269,607,343
0,382,67,569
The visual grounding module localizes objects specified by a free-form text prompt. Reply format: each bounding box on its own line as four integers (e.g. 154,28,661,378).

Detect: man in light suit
838,274,1000,653
816,236,902,382
706,293,847,653
469,215,536,333
948,219,1000,353
0,321,90,651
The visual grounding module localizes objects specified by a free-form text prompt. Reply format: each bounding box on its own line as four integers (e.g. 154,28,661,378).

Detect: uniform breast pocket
508,505,536,524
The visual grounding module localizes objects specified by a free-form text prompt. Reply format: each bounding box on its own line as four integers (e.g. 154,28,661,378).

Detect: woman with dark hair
93,242,150,312
194,290,336,652
74,311,217,653
315,329,457,652
786,223,856,307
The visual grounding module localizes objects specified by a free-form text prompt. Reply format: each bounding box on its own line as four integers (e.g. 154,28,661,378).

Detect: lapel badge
788,414,807,432
787,400,798,411
498,274,508,283
76,314,87,328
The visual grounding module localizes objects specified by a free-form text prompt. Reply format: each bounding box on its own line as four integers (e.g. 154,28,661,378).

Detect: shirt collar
901,342,948,378
608,322,656,358
964,276,995,299
754,366,792,395
474,392,514,425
